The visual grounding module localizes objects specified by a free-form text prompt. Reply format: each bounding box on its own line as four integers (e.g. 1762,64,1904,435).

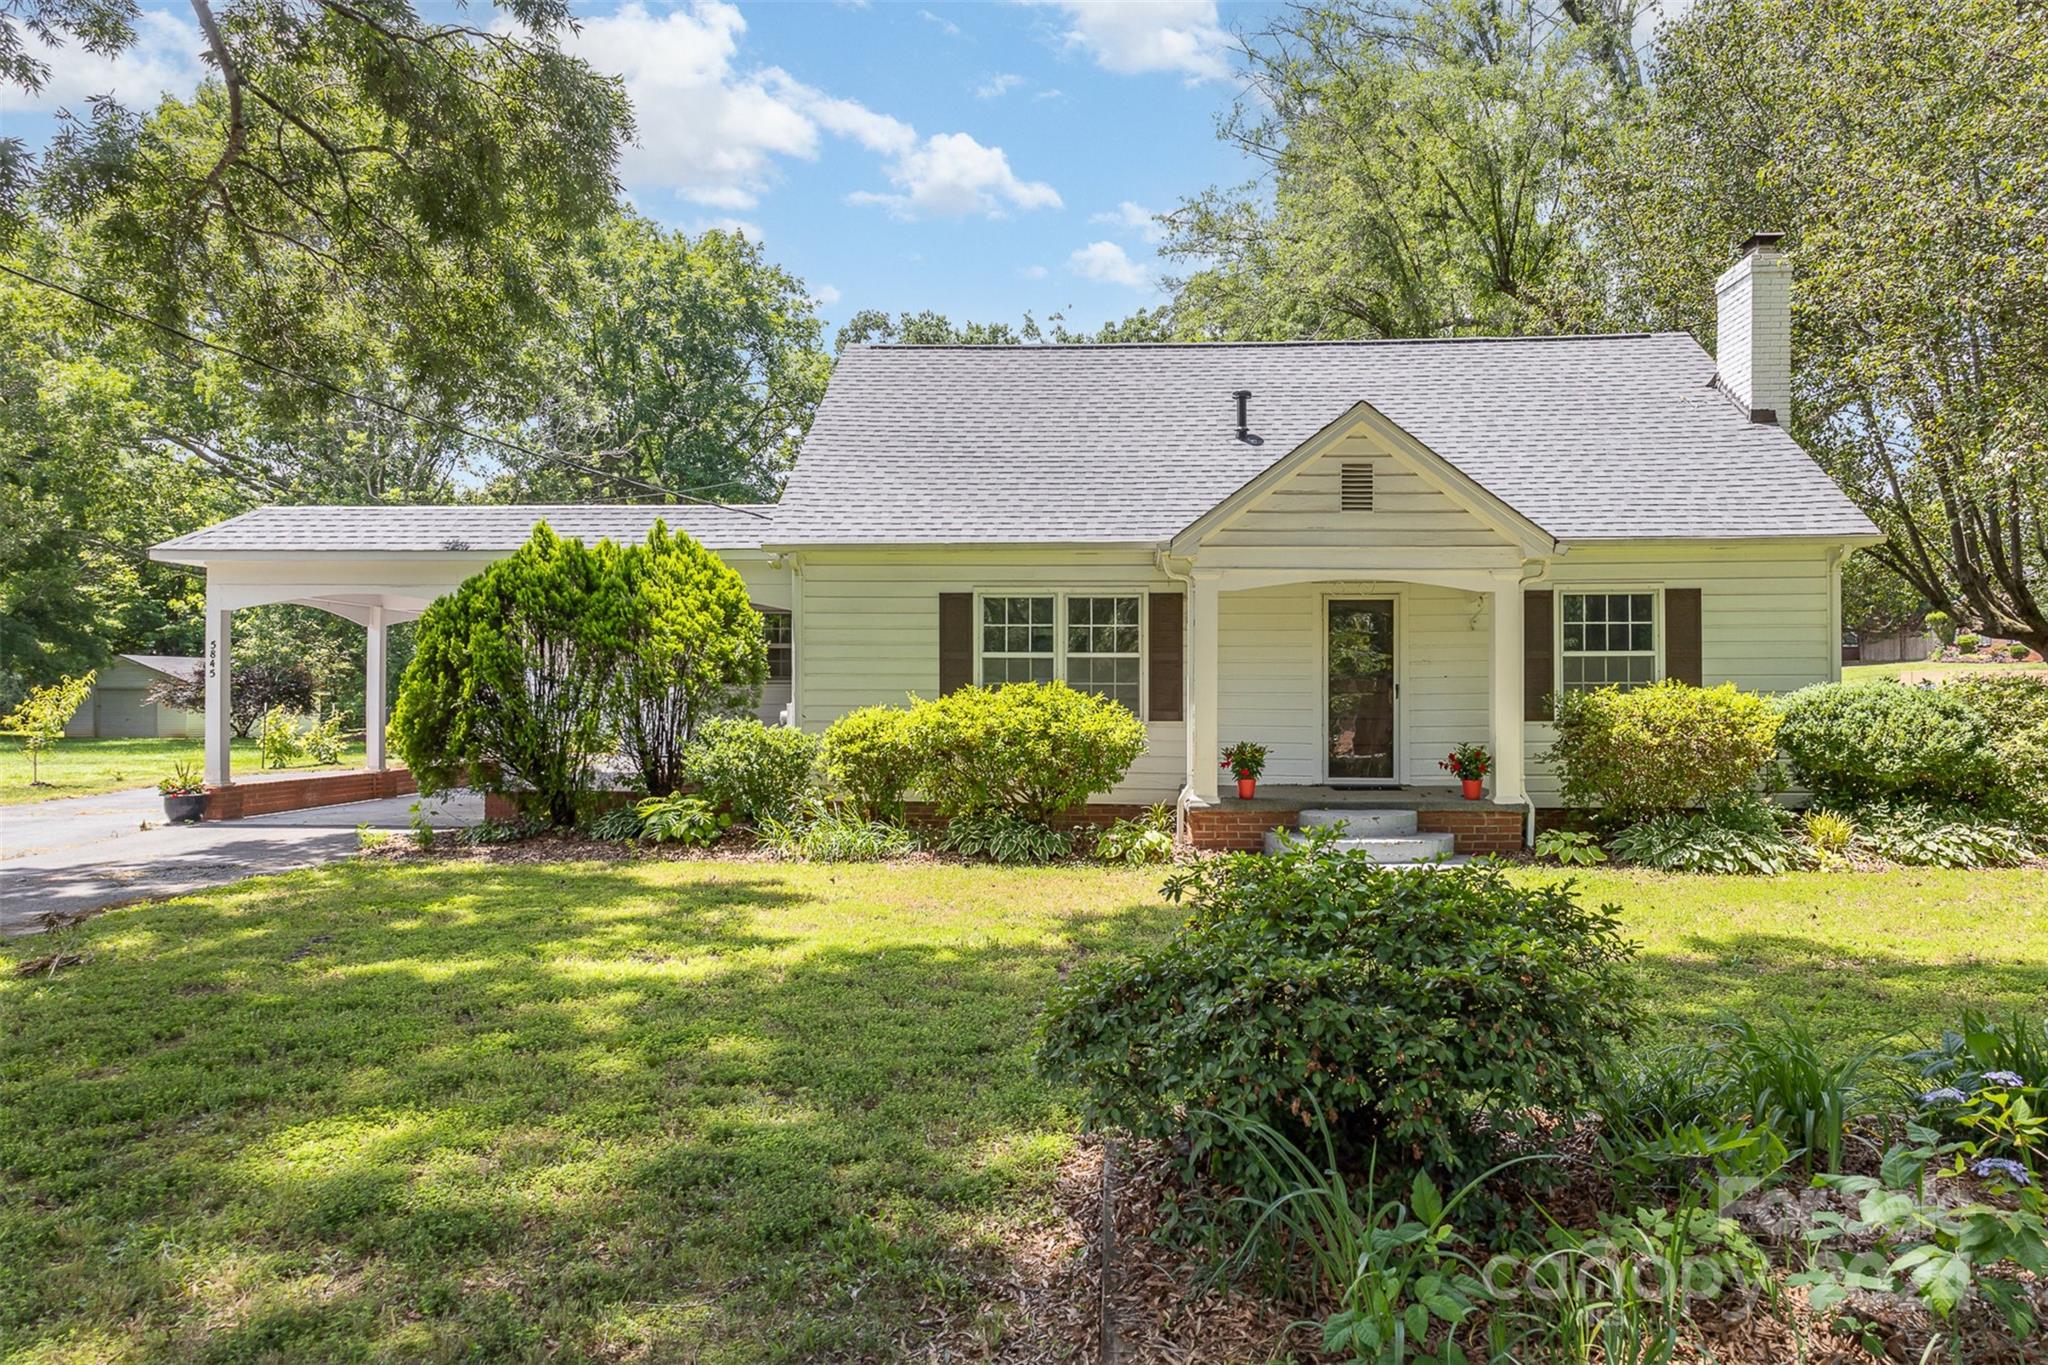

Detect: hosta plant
633,794,731,847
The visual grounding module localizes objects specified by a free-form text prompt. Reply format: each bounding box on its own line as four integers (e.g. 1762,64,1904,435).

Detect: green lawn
0,737,368,805
1843,658,2046,684
4,859,2046,1362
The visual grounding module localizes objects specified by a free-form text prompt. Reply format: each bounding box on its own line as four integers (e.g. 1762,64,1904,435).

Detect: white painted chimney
1714,231,1792,424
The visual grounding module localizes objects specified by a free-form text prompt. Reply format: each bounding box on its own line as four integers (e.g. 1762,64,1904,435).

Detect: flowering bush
1220,739,1268,780
1440,742,1489,781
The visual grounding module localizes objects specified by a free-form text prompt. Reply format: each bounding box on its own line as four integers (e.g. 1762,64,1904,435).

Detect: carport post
204,601,232,787
365,605,388,772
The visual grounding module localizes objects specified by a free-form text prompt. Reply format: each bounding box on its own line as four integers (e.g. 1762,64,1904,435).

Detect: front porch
1183,784,1526,854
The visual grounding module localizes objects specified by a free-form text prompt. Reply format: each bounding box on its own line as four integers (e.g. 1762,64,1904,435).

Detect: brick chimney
1714,231,1791,424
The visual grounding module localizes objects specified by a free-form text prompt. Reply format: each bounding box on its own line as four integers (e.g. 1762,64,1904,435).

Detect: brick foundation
1416,807,1524,856
204,767,417,820
1185,806,1299,852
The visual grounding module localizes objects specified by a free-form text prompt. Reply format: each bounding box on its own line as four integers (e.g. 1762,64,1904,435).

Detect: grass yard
1843,658,2046,684
0,737,367,805
5,858,2047,1362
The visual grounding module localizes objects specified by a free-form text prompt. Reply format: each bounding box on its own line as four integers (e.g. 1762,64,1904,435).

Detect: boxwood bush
1944,673,2048,813
907,681,1146,822
1038,833,1639,1190
1775,681,2003,805
818,705,920,821
1544,681,1782,823
679,717,820,826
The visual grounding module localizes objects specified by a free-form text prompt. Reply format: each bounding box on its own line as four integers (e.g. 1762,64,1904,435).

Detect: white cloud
562,3,1051,223
975,72,1025,98
850,131,1061,220
1032,87,1066,101
1090,200,1167,244
566,3,817,209
7,7,208,113
1021,264,1049,279
1068,240,1152,289
1019,0,1231,82
812,283,843,305
918,8,963,37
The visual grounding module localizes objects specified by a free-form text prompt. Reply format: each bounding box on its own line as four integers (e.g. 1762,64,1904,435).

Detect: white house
151,235,1880,849
62,654,205,739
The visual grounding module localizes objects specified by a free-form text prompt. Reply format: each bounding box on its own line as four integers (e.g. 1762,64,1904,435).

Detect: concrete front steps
1262,808,1467,865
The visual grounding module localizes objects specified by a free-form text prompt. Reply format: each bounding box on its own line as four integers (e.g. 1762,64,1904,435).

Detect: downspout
1825,545,1846,684
1156,546,1197,844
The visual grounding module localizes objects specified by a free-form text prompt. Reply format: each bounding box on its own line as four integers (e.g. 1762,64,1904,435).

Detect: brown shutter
1523,590,1555,722
938,592,974,694
1665,588,1703,686
1147,592,1184,721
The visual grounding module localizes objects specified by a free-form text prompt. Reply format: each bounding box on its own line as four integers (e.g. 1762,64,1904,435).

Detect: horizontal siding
1204,435,1509,550
797,551,1185,801
1523,544,1839,804
1219,582,1493,789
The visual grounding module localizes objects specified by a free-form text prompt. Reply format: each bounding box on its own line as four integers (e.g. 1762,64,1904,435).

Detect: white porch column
204,599,233,787
1488,573,1526,805
1186,571,1222,803
365,605,388,772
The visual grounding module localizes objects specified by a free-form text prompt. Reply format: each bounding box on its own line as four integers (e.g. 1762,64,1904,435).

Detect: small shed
64,654,205,739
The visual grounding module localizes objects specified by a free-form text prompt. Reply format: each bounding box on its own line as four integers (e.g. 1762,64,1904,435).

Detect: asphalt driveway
0,787,481,936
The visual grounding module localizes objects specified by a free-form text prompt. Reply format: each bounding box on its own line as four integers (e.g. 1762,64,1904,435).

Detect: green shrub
1954,632,1983,652
615,523,766,796
1712,1015,1889,1175
758,808,917,862
1925,610,1955,645
392,525,628,825
302,703,348,765
939,811,1072,864
1606,798,1801,874
818,706,920,821
1850,801,2037,868
256,705,308,769
1945,673,2048,810
633,794,730,846
1543,681,1782,823
2011,642,2035,661
1775,681,2003,806
679,717,819,826
1038,833,1640,1187
1094,804,1176,865
907,681,1147,822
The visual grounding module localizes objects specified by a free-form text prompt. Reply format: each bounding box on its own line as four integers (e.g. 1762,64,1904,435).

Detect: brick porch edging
204,768,417,820
1183,804,1525,854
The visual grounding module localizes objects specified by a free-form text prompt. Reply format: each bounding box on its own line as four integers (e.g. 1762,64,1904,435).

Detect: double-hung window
760,609,793,683
979,592,1143,711
1560,591,1658,692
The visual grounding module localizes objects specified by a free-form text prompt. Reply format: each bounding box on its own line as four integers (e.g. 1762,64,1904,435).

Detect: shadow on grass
0,857,1174,1363
1632,926,2048,1045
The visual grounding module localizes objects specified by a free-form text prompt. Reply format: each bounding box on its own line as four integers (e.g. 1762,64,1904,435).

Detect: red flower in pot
1220,740,1269,799
1440,743,1490,800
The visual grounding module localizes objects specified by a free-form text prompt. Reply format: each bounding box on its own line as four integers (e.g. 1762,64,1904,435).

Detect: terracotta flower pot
1460,777,1483,800
1237,776,1257,799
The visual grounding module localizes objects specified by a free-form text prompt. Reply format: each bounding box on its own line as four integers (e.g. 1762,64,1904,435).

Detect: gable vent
1340,462,1375,512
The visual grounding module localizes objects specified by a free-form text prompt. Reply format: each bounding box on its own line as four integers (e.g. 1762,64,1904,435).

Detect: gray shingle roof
118,654,201,679
767,333,1877,543
153,503,775,556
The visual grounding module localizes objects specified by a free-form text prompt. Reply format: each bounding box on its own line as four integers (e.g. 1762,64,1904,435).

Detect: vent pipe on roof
1233,389,1252,440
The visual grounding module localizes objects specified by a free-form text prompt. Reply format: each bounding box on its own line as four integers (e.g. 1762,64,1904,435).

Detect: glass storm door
1327,599,1396,783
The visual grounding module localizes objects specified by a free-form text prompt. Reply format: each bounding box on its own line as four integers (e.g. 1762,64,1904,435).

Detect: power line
0,260,772,520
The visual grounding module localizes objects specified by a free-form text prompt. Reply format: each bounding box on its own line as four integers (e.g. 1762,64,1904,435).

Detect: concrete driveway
0,787,481,937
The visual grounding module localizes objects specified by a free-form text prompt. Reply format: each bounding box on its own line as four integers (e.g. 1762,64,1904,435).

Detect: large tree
1161,0,1641,341
1580,0,2048,651
507,219,831,504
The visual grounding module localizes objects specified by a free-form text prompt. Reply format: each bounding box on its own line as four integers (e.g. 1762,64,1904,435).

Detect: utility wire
0,260,772,519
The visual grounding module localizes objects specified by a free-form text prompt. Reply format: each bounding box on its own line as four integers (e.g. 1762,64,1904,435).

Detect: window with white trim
1065,595,1142,710
1560,591,1658,691
978,592,1144,710
981,595,1056,684
760,609,792,683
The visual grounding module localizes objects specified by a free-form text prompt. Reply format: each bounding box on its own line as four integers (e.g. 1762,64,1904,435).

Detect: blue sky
2,1,1287,338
